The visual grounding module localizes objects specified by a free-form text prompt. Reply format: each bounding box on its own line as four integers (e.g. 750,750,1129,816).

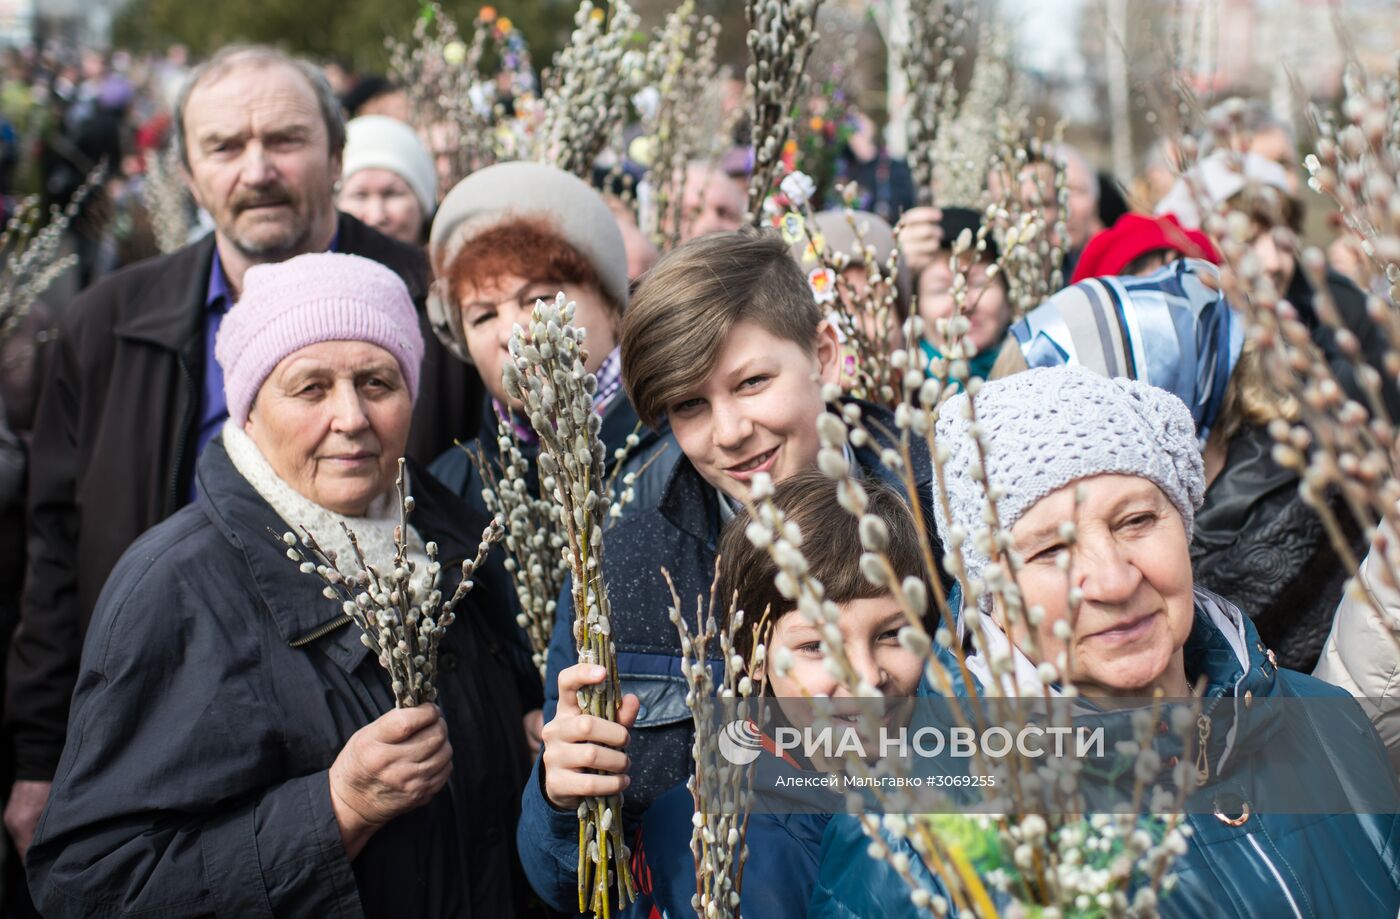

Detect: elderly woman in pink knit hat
27,253,535,919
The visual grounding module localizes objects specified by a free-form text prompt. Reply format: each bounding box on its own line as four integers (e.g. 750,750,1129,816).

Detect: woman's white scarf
222,419,430,575
963,611,1062,698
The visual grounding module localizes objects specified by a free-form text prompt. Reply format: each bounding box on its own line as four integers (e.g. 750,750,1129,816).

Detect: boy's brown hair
716,470,927,662
621,229,823,428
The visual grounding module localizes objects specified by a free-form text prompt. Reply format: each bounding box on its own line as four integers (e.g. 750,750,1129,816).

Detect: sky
1002,0,1086,79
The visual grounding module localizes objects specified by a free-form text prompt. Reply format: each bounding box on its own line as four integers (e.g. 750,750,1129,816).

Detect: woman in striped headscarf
991,258,1355,670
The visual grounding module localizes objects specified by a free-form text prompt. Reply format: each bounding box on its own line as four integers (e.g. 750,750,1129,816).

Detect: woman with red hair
425,161,680,753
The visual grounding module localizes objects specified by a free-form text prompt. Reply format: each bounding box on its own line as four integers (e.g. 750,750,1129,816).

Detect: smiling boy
516,229,941,913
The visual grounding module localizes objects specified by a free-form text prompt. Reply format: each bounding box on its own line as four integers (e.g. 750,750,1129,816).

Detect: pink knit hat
215,252,424,425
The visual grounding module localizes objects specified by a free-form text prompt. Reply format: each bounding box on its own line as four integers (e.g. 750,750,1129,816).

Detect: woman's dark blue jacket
27,439,537,918
809,591,1400,919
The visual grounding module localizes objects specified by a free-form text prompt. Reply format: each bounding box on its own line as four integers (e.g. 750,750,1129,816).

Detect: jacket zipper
165,352,195,514
1244,832,1304,919
289,614,354,648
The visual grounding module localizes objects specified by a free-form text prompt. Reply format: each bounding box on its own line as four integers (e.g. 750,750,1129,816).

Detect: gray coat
27,439,533,918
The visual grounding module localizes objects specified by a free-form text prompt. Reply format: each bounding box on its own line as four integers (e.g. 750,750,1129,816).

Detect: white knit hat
1153,150,1292,230
933,365,1205,610
342,115,438,216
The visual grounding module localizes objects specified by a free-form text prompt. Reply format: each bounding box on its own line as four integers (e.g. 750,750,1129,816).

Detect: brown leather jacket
5,213,482,780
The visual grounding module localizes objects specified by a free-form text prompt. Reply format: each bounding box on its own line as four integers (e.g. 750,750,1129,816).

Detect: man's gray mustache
233,193,294,212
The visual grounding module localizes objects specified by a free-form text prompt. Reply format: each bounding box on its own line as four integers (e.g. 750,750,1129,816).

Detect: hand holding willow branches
541,663,640,811
328,703,453,860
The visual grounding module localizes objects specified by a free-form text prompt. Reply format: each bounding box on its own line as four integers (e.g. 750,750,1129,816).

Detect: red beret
1071,212,1220,285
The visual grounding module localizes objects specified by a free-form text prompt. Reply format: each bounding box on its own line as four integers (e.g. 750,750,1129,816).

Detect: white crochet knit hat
933,365,1205,607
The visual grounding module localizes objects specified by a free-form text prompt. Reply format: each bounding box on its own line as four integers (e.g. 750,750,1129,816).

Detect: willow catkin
504,292,636,915
743,0,823,224
284,459,503,708
666,569,760,919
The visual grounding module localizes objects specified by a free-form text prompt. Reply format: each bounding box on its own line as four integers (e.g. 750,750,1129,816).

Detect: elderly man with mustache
2,44,484,861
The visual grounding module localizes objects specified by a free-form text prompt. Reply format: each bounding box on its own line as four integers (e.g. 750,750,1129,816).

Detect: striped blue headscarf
1009,258,1244,441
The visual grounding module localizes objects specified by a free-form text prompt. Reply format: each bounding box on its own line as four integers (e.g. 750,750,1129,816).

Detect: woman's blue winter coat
809,591,1400,919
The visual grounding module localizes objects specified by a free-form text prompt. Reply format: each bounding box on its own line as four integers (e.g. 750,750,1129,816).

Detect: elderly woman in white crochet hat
936,365,1207,698
337,115,437,244
815,365,1400,919
889,363,1399,915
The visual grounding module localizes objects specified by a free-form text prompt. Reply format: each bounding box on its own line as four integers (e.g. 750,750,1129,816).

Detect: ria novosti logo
717,720,764,765
718,718,1105,764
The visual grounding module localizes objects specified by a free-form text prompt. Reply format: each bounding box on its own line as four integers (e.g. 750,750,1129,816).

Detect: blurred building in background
15,0,127,46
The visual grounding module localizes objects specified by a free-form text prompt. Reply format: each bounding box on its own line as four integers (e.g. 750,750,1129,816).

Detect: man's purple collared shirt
192,248,233,484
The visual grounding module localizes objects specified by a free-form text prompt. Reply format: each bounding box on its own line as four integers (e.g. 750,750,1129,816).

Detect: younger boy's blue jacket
637,783,832,919
517,399,939,913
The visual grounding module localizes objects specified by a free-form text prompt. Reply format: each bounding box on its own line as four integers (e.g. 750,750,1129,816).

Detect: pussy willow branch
282,459,503,707
665,565,762,919
388,3,522,185
471,417,650,681
0,165,101,346
1193,76,1400,662
985,123,1069,318
140,143,192,255
503,292,636,915
634,2,722,251
743,0,823,224
895,0,966,203
790,197,904,407
471,433,569,680
932,17,1019,208
536,0,642,180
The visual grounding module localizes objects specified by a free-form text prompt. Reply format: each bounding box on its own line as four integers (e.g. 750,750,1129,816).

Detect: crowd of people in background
0,30,1395,919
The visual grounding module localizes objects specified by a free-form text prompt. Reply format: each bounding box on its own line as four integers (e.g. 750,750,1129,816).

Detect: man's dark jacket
5,212,482,781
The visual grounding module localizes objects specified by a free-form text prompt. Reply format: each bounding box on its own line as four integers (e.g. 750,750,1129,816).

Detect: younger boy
637,469,932,917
